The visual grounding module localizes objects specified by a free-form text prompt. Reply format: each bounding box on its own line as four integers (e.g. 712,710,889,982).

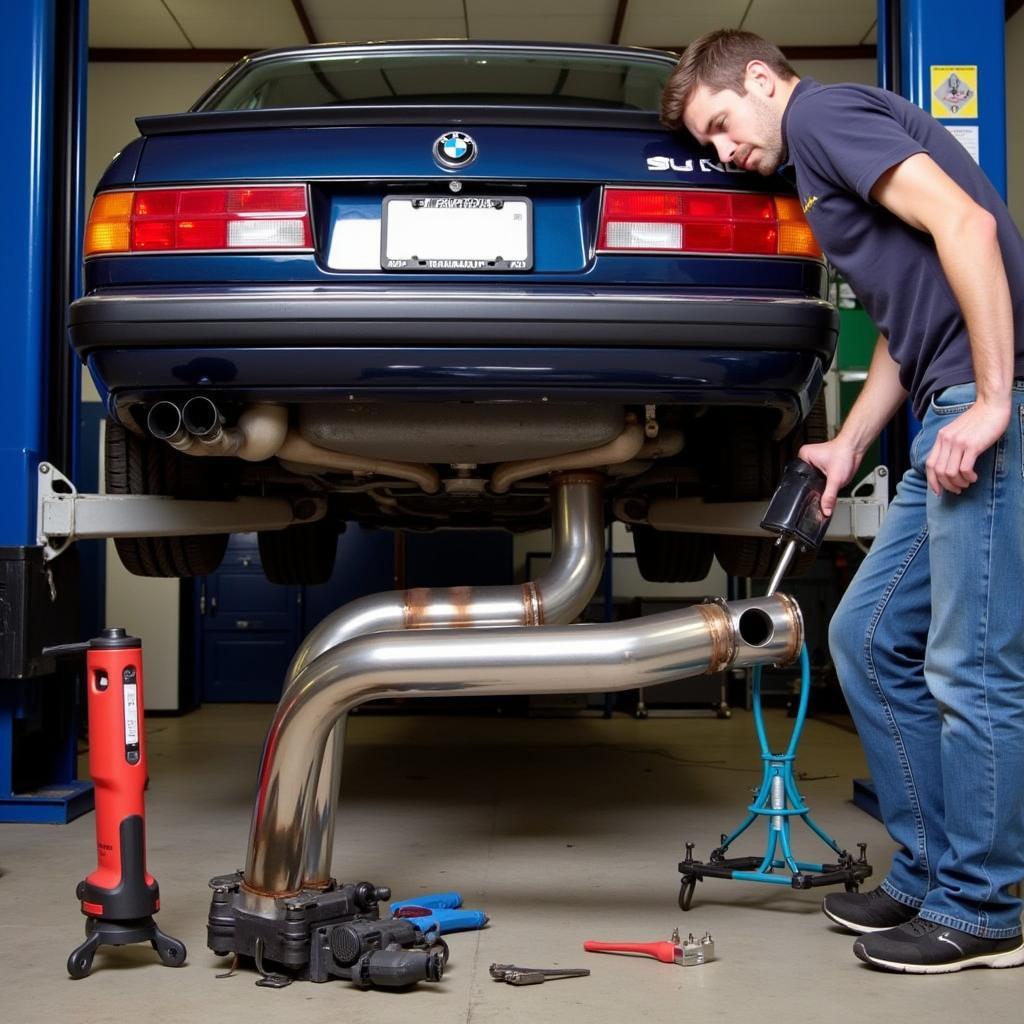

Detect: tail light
84,186,312,257
597,187,821,259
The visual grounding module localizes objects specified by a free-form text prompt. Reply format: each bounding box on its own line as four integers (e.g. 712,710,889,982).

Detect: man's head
661,30,799,175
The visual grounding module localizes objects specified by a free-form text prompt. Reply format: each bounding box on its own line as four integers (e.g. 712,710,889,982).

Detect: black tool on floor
44,629,186,978
207,873,448,989
676,459,873,908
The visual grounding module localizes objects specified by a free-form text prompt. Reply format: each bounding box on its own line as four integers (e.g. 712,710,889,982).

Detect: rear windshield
203,50,673,112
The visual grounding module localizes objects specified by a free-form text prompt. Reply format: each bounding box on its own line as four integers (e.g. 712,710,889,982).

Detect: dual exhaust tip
147,397,229,453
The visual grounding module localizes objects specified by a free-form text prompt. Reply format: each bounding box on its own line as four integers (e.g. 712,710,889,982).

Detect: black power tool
760,458,831,594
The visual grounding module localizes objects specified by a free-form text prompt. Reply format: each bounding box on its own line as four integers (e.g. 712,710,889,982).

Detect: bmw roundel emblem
434,131,477,169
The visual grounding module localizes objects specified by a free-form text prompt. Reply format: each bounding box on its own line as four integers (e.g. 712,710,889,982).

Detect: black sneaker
854,917,1024,974
822,887,918,934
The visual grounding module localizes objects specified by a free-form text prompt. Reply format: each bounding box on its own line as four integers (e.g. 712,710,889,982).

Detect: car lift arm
36,462,327,563
614,467,890,547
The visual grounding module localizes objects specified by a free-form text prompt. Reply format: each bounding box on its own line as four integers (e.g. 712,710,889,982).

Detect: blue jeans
829,381,1024,939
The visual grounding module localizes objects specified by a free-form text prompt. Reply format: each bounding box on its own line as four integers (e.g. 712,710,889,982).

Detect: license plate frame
380,195,533,272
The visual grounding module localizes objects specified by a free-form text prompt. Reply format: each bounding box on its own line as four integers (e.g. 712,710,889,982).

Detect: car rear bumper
69,285,837,357
70,286,836,435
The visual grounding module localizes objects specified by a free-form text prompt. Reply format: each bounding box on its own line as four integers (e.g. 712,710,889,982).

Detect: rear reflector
84,186,312,256
597,187,821,259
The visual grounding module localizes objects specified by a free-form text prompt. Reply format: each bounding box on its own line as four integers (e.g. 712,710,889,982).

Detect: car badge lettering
646,156,743,174
647,157,694,172
802,195,819,214
434,131,477,169
699,158,744,174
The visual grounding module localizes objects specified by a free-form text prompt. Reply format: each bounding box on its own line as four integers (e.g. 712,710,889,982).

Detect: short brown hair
661,29,796,130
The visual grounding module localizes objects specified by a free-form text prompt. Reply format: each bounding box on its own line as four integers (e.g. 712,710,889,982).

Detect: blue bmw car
69,40,836,584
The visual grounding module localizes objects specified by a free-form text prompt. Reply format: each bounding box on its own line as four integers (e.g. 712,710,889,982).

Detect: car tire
712,396,828,580
105,422,229,578
257,522,339,585
632,525,715,583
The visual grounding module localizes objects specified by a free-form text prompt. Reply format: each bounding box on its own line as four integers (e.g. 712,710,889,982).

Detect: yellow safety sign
930,65,978,118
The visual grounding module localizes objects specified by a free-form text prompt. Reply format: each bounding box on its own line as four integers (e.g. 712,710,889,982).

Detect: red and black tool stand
45,628,186,978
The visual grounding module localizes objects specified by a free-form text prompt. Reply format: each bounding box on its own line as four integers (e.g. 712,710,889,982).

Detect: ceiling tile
307,0,465,22
462,19,613,44
618,0,752,49
87,0,886,53
89,0,189,47
307,0,468,44
743,0,877,46
312,18,471,44
469,0,618,42
167,0,308,49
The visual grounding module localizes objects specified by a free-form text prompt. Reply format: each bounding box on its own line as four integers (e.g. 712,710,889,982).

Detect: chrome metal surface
285,472,605,886
766,538,797,597
243,593,802,904
146,401,191,451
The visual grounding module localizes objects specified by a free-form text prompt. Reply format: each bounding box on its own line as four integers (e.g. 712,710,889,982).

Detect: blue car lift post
854,0,1009,822
0,0,93,823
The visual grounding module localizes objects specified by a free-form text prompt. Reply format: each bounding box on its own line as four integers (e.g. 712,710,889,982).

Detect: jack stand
677,645,872,910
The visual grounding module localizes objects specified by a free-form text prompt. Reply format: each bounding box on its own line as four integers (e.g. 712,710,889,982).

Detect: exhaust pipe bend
240,593,803,907
275,433,441,494
148,398,289,461
182,399,290,462
285,472,605,889
490,418,645,494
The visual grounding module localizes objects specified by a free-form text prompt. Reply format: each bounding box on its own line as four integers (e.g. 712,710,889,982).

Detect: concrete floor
2,705,1020,1022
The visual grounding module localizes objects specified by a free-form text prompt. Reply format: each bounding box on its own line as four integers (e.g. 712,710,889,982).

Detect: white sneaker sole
821,901,914,935
853,939,1024,974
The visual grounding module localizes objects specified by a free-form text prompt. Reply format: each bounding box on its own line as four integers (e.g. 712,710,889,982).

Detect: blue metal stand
677,646,871,908
0,0,92,823
0,661,93,824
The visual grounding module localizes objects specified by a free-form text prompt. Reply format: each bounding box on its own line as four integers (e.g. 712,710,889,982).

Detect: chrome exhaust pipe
181,395,245,456
287,472,605,889
146,401,192,452
239,592,802,908
172,397,439,487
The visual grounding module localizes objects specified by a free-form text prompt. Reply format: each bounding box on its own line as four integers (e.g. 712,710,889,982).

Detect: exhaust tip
737,607,775,647
147,401,183,440
182,396,221,438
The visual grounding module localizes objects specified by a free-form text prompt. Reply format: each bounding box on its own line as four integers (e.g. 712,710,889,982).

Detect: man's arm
799,334,907,515
870,152,1013,495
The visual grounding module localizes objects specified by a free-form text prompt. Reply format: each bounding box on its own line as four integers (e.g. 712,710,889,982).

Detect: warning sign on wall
930,65,978,118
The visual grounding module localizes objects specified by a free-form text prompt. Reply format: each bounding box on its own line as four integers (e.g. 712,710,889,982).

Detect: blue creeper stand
678,644,872,909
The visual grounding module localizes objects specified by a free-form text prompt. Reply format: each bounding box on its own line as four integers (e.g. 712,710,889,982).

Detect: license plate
381,196,532,271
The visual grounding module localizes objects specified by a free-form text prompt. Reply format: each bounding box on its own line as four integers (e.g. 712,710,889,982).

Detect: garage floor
2,705,1020,1022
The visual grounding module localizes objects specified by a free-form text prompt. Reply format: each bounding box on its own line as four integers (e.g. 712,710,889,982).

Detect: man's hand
924,399,1010,495
797,438,864,517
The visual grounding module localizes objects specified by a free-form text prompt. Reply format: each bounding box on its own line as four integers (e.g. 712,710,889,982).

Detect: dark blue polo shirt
781,78,1024,419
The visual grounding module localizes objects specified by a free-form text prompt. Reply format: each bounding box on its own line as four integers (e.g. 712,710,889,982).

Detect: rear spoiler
137,105,666,137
